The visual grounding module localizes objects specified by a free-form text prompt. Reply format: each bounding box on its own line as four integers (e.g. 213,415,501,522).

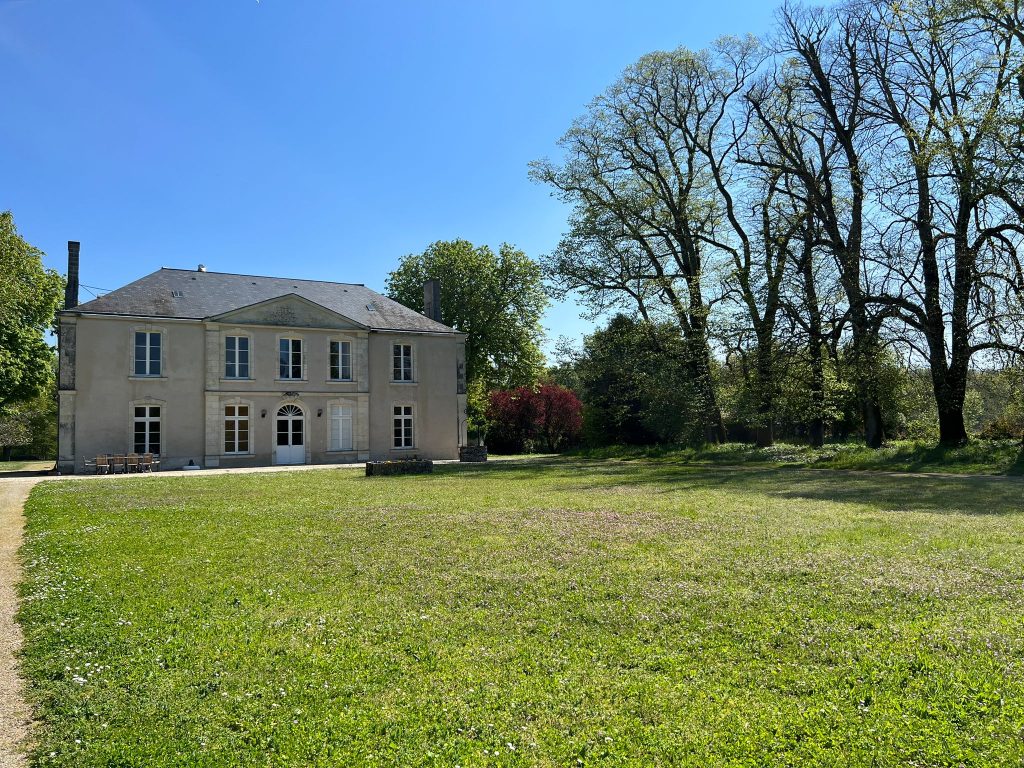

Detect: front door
275,404,305,464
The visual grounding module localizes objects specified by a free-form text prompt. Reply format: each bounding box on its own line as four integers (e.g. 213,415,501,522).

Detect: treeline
549,314,1024,447
533,0,1024,448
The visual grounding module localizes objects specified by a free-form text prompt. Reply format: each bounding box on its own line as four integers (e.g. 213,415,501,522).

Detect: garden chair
95,455,110,475
126,454,139,473
141,453,154,472
111,455,126,474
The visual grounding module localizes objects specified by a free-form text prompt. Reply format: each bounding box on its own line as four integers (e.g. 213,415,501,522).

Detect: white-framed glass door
275,404,305,464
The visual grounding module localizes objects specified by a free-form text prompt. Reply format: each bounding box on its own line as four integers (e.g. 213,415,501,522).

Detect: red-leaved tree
486,384,582,453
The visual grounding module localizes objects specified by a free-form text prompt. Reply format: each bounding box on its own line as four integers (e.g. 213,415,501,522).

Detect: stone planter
459,446,488,463
365,459,433,476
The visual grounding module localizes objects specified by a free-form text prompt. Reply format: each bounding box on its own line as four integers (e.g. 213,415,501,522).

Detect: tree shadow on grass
438,457,1024,517
835,442,1023,476
1008,447,1024,476
757,471,1022,516
642,463,1023,516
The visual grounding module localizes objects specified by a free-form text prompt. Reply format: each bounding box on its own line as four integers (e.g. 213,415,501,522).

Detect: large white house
56,244,467,473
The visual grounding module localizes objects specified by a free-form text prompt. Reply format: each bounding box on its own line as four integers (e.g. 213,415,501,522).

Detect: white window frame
392,342,414,383
223,401,252,455
277,336,305,380
329,402,354,452
131,402,163,455
132,329,164,377
329,339,353,382
224,334,252,380
393,403,414,449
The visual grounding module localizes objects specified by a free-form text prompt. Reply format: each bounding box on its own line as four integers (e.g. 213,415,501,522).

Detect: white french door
275,404,306,464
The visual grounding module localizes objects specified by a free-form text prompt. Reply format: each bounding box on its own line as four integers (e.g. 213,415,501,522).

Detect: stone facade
58,289,467,473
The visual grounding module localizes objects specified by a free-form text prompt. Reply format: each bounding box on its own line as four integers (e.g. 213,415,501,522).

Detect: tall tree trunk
686,281,726,445
799,226,827,448
937,403,969,446
806,343,826,448
862,399,884,449
689,342,726,444
933,354,969,446
850,305,885,449
753,336,775,447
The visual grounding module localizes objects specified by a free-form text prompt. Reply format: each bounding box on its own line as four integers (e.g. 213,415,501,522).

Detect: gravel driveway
0,479,38,768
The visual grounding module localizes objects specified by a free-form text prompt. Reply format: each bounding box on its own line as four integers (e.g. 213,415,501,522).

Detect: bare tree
863,0,1024,444
745,2,889,447
533,41,765,443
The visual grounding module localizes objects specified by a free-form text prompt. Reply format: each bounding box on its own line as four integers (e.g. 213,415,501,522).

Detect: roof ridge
158,267,367,288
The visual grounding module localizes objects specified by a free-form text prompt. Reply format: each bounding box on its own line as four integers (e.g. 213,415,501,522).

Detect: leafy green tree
386,240,547,432
565,315,706,446
0,211,64,409
0,379,57,460
0,405,32,461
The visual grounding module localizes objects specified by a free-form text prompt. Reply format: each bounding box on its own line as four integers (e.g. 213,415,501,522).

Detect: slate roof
66,268,456,334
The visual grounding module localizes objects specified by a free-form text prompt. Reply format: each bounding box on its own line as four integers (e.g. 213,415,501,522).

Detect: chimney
423,279,441,323
65,241,80,310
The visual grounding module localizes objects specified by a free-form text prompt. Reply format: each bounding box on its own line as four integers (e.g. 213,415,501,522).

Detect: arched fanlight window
277,404,303,417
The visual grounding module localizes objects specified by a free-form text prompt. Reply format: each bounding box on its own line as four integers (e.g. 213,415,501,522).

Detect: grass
0,460,54,474
576,439,1024,476
18,459,1024,766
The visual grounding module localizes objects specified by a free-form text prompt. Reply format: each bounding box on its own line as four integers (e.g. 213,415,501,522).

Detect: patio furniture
126,454,140,473
95,455,110,475
140,453,154,472
111,455,126,474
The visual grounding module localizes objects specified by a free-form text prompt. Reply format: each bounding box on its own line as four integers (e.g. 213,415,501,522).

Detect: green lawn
0,460,54,474
18,460,1024,766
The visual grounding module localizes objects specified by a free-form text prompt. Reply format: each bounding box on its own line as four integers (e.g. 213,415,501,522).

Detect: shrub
486,384,583,453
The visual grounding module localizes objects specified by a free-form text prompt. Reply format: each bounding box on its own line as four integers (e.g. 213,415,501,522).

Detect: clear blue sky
2,0,776,356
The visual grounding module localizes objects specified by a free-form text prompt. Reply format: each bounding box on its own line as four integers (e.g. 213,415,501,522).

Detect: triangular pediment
208,294,367,330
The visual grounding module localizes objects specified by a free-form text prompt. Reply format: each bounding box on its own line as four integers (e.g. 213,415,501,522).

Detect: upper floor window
279,338,303,379
392,343,413,382
330,340,352,381
225,336,250,379
134,331,161,376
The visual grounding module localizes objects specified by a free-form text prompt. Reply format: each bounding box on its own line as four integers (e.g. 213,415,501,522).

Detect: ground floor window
330,404,353,451
393,405,413,448
224,404,250,454
133,405,161,454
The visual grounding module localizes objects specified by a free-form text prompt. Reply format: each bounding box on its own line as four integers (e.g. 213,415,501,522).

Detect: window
133,405,161,454
330,404,353,451
393,405,413,448
225,336,250,379
224,404,250,454
392,343,413,382
330,340,352,381
279,338,303,379
134,331,161,376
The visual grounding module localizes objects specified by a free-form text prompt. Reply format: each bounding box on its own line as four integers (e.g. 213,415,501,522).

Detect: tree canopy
535,0,1024,448
386,239,547,408
0,211,64,409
